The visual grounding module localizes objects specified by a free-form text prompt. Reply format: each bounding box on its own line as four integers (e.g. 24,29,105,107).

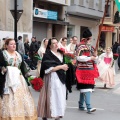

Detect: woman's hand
1,67,7,75
61,64,69,71
52,64,69,72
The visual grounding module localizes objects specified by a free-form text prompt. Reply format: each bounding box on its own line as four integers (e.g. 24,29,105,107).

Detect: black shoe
104,84,106,88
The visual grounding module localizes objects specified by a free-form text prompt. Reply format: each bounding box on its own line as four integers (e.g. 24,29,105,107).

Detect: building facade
0,0,33,41
100,0,120,49
66,0,105,46
33,0,70,41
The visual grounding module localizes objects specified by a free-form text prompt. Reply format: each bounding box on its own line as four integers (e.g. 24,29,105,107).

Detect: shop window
67,25,75,43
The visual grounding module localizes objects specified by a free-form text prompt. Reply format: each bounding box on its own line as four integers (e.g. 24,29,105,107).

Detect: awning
33,17,69,26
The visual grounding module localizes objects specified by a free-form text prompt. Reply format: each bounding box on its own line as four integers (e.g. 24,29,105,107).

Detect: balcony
39,0,70,6
67,0,105,19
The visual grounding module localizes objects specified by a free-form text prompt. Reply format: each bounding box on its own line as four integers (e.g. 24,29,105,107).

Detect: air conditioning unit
89,0,94,9
79,0,84,6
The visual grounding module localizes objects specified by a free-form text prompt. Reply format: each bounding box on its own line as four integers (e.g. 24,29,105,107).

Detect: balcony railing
79,0,84,6
68,0,105,19
70,0,105,12
44,0,70,6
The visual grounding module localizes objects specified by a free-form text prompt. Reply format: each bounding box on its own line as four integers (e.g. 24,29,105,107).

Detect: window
38,5,44,9
105,1,111,17
99,32,106,49
89,0,94,9
65,0,68,4
79,0,84,6
98,0,102,11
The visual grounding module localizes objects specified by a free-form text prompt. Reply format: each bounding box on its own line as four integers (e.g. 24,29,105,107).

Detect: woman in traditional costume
0,38,37,120
37,38,68,120
38,38,48,58
97,47,115,88
37,38,48,75
75,29,99,113
58,37,68,52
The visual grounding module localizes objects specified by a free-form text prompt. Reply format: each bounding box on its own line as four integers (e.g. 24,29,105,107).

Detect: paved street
30,60,120,120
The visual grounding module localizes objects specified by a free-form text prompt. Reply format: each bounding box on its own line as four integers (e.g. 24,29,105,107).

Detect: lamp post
14,0,17,45
10,0,23,50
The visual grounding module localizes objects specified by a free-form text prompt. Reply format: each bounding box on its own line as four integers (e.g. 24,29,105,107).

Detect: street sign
115,0,120,11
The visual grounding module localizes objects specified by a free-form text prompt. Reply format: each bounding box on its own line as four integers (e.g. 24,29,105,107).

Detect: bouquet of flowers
113,53,119,60
28,76,43,91
58,48,75,64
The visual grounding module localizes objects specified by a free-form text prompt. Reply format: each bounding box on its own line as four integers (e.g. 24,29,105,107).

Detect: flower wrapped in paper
58,48,75,64
64,52,75,64
34,53,42,60
28,76,43,91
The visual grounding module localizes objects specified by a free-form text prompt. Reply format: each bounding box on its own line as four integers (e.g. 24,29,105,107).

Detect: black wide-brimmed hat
82,29,92,38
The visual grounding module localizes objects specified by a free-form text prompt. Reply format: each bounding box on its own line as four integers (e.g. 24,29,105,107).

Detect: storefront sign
34,8,57,20
101,26,114,32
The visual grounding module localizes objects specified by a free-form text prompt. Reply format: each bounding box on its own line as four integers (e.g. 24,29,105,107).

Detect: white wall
0,30,32,42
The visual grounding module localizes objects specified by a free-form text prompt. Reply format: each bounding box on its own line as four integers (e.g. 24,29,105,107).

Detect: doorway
99,32,106,49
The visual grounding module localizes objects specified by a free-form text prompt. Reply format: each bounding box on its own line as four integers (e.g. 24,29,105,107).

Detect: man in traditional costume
75,28,99,113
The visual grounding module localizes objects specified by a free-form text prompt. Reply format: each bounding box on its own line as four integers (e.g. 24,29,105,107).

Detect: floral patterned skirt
0,75,38,120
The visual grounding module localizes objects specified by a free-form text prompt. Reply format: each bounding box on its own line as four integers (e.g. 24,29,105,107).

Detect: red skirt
76,66,99,85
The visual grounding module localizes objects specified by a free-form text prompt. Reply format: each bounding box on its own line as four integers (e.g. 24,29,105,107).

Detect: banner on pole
115,0,120,11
